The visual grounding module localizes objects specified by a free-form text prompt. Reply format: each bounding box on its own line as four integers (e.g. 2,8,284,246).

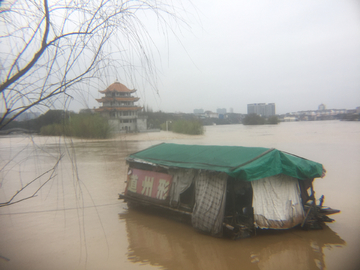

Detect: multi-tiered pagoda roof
95,81,142,113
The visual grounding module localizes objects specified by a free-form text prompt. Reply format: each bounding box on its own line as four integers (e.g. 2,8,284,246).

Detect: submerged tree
267,115,279,124
0,0,187,129
243,114,279,125
243,114,266,125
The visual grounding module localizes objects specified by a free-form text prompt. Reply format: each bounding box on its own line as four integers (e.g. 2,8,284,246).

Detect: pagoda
95,81,145,132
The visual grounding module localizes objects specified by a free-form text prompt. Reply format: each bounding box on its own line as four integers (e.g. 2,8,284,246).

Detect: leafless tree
0,0,190,213
0,3,192,266
0,0,187,129
0,155,62,207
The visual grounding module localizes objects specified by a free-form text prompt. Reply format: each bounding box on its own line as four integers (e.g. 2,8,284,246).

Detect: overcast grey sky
88,0,360,115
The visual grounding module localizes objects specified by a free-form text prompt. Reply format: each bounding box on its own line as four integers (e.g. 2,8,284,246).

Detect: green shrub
243,114,266,125
243,114,279,125
171,120,204,135
40,113,110,139
40,124,65,136
266,116,279,125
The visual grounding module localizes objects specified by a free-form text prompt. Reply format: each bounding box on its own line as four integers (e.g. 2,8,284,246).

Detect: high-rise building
265,103,276,117
247,103,275,117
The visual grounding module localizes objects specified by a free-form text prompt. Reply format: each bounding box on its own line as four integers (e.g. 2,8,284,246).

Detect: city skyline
191,102,357,116
76,1,360,116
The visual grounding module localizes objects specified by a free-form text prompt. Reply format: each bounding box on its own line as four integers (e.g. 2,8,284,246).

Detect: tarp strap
230,148,275,171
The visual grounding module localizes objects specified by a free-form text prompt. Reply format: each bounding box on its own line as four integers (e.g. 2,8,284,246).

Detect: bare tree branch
0,154,63,207
1,0,189,130
1,0,50,94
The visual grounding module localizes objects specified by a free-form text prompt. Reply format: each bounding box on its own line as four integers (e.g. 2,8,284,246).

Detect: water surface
0,121,359,270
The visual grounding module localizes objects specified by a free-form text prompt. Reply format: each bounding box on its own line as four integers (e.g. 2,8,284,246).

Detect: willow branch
0,0,50,94
0,154,63,207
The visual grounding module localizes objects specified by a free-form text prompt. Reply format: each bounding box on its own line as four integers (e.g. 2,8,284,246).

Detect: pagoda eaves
99,81,136,93
96,97,140,103
94,106,143,112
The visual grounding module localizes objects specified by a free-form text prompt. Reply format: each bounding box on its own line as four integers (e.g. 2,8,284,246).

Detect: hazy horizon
77,0,359,115
5,1,358,116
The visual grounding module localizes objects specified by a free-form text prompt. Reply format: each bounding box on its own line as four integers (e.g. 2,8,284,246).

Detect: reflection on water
0,121,359,270
120,208,345,270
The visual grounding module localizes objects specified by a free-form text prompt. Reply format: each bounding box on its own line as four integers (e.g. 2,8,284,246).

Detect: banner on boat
127,168,172,200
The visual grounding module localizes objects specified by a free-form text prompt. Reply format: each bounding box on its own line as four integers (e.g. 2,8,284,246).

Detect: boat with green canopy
120,143,339,239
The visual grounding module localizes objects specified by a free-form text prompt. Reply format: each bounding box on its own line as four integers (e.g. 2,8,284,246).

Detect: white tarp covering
251,174,305,229
191,172,227,236
168,169,196,207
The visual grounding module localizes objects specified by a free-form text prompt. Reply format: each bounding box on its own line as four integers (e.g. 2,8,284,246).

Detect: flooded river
0,121,359,270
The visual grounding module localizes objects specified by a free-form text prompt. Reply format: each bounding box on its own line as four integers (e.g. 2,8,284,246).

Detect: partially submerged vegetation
338,113,360,121
40,113,111,139
168,119,204,135
3,110,111,139
243,114,279,125
142,110,204,135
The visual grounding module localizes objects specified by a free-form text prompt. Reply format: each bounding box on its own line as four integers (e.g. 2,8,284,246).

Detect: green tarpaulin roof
127,143,324,181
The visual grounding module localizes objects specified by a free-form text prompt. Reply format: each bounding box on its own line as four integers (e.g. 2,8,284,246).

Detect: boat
119,143,339,239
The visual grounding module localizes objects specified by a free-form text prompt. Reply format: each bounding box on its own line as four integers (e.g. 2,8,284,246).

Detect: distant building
204,111,219,118
229,108,234,113
247,104,255,115
247,103,276,117
283,116,298,122
265,103,275,117
95,81,146,132
318,104,326,111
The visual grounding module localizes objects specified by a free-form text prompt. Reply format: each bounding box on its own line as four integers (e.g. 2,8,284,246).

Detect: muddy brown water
0,121,359,270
